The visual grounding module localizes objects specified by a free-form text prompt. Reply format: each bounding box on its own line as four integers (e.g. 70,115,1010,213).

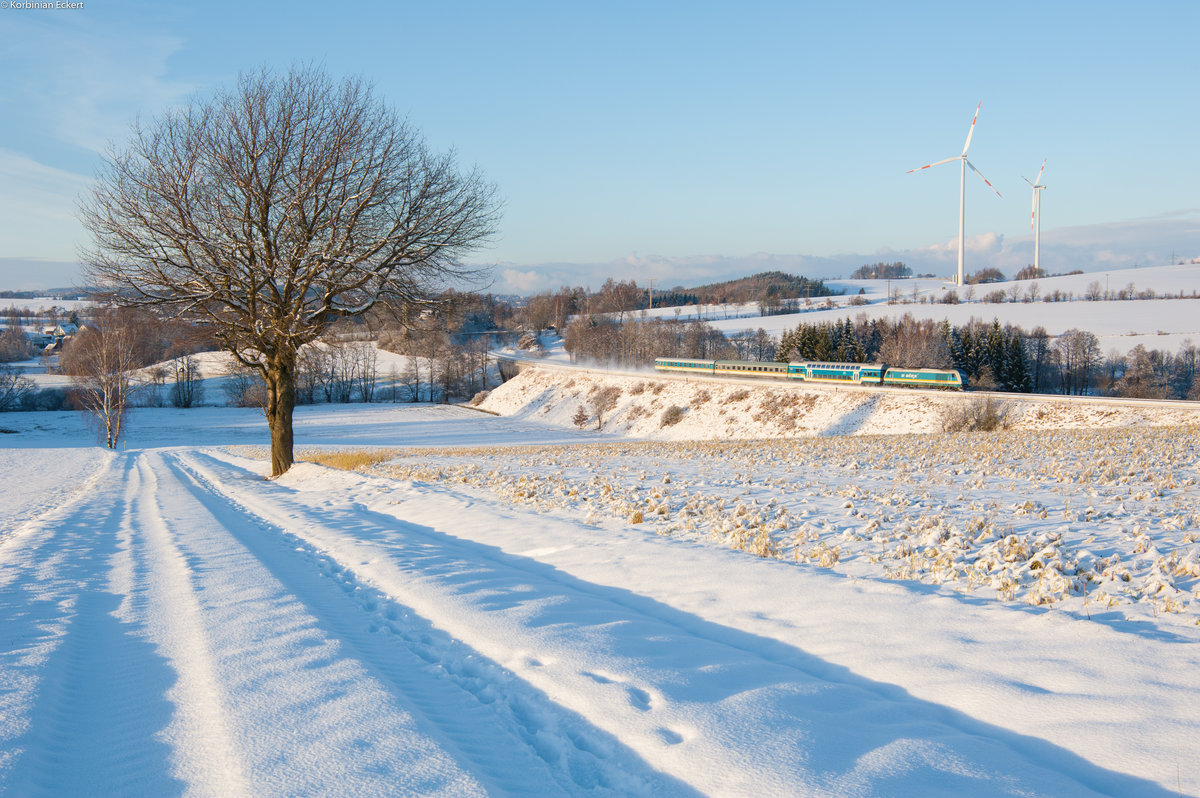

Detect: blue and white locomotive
653,357,965,390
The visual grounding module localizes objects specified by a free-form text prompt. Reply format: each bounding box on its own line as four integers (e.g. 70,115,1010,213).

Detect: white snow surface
635,263,1200,356
2,403,1198,797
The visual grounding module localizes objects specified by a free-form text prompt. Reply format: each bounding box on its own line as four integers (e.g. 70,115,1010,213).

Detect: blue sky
2,0,1198,292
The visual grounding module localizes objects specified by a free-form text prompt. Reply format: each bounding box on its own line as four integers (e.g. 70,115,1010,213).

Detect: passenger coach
653,357,965,390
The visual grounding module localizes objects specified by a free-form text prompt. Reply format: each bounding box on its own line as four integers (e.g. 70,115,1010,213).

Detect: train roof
793,362,886,369
884,367,964,374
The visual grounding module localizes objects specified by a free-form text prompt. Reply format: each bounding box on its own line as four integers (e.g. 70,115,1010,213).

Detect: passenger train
653,357,966,390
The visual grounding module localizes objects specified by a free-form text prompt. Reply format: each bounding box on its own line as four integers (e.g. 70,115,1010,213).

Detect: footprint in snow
582,671,653,711
655,727,684,745
626,686,652,711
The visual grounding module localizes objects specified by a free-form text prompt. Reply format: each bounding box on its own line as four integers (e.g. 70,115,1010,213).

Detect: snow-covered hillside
479,365,1200,439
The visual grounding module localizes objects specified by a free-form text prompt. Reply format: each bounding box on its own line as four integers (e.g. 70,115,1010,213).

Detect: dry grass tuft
307,449,394,471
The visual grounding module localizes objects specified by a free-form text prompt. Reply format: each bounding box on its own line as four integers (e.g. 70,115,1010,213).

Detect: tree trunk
265,353,297,477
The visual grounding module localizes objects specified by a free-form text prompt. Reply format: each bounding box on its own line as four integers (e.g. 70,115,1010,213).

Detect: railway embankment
477,365,1200,439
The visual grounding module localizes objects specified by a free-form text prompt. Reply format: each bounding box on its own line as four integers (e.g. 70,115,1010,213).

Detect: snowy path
1,435,1194,795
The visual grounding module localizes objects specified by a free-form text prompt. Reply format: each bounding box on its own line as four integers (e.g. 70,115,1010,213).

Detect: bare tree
0,365,35,411
1026,326,1052,393
877,316,952,368
80,65,499,475
170,354,204,408
386,364,402,402
69,323,140,448
589,385,622,430
0,327,35,363
401,357,421,402
1053,329,1101,395
222,361,265,407
349,341,379,402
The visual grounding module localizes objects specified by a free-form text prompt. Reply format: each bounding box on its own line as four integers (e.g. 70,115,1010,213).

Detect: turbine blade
1023,175,1034,187
906,155,960,173
1031,191,1037,229
962,102,981,155
966,159,1002,197
1034,158,1046,186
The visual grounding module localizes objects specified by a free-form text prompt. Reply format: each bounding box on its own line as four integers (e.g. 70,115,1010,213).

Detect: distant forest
653,271,839,308
520,272,840,332
850,261,911,280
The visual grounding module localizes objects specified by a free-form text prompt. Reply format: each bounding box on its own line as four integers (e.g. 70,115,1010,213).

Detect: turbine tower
1023,159,1047,276
907,102,1002,286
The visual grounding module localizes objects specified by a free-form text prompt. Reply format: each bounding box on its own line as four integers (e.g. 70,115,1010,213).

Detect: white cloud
0,149,92,261
909,231,1005,259
500,269,545,294
3,13,195,153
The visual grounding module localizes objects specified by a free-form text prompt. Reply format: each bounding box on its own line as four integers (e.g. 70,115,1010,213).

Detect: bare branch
79,65,500,473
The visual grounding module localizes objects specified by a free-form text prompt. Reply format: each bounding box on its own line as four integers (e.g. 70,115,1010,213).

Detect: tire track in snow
134,449,490,797
181,449,1182,798
127,456,251,796
168,449,695,797
0,455,183,797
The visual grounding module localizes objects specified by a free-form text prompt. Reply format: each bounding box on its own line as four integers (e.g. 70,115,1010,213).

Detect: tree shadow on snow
0,456,185,797
181,449,1185,798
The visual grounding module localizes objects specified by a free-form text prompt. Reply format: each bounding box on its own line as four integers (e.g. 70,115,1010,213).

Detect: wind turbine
1024,159,1046,276
907,102,1002,286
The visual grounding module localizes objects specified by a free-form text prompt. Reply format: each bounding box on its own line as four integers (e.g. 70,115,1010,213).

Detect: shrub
23,387,69,411
660,405,685,427
0,365,35,411
941,396,1012,432
223,364,266,408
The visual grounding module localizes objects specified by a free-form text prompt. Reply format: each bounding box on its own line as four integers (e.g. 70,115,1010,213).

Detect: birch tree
68,324,140,448
80,65,499,475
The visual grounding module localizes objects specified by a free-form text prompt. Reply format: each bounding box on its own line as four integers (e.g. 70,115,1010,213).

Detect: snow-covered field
638,263,1200,356
2,403,1198,796
0,297,92,313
